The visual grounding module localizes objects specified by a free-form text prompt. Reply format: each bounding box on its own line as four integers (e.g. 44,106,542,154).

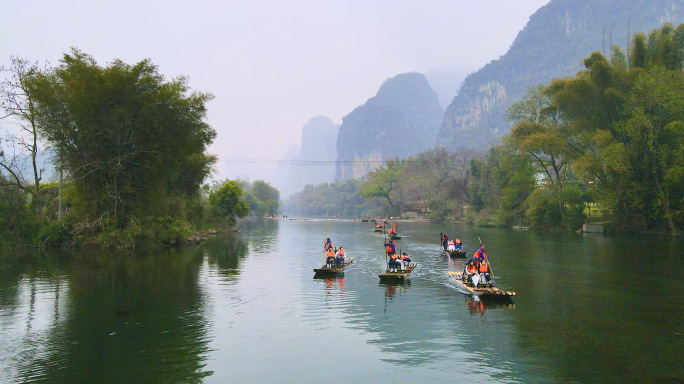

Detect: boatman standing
385,240,396,255
474,244,487,262
324,238,333,251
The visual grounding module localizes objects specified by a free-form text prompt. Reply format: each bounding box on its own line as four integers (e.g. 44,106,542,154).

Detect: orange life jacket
466,264,477,273
337,249,345,257
391,254,399,260
326,250,335,257
479,263,489,273
386,245,393,253
455,238,461,245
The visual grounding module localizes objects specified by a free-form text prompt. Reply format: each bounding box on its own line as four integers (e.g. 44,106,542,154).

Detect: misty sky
2,0,549,179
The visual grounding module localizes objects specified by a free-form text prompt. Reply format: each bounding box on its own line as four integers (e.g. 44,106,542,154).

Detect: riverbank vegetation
287,23,684,235
0,49,278,250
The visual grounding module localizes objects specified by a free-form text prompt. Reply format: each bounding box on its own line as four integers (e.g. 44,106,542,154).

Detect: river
1,219,682,383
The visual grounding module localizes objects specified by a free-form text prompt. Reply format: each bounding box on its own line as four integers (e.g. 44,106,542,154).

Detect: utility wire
220,157,465,166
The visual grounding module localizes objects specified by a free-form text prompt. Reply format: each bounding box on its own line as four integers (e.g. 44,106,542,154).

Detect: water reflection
2,221,682,383
203,232,249,279
379,280,411,299
465,296,515,315
0,246,214,383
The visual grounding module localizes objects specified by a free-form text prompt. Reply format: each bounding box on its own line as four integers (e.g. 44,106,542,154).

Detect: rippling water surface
1,219,682,383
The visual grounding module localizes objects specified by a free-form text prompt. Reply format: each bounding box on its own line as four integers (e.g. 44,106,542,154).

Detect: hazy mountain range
335,72,444,181
270,0,684,196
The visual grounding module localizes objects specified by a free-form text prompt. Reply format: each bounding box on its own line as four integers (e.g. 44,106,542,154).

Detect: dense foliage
209,181,249,222
0,49,231,249
469,23,684,234
32,49,216,230
242,180,280,216
284,179,383,217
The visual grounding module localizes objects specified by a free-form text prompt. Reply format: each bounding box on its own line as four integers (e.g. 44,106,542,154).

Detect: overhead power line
220,157,387,165
219,157,467,166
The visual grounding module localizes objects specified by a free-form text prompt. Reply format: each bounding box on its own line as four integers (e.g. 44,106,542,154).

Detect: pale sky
2,0,549,179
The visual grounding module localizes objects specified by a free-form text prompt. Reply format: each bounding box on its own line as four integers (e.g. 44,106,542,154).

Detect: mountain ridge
335,72,443,181
440,0,684,149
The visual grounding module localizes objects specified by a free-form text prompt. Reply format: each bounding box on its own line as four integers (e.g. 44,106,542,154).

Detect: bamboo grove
0,49,274,249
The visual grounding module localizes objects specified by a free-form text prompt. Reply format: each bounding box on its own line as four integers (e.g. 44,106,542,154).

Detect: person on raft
385,239,396,255
375,223,383,230
324,238,334,251
335,247,346,267
478,259,493,284
454,237,462,251
463,260,478,283
447,239,456,251
474,244,487,262
400,252,411,266
388,253,403,272
325,248,336,268
441,233,449,250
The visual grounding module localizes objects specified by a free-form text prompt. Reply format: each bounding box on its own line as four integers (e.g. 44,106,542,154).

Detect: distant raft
379,262,417,281
390,235,402,240
443,249,467,257
448,271,516,299
313,258,354,275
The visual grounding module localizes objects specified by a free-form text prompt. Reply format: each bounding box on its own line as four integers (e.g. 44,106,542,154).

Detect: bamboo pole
321,209,329,266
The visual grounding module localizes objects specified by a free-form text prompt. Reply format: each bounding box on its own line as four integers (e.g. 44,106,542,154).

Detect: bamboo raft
390,235,402,240
448,271,515,299
313,258,354,275
443,249,467,257
374,229,383,232
361,219,369,222
379,262,417,281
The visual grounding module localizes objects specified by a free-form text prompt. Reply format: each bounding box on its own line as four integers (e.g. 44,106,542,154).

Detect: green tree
468,143,536,227
619,68,684,235
0,57,46,220
359,158,406,214
242,179,280,216
509,85,574,229
209,181,249,223
31,49,216,230
0,174,35,246
546,23,684,233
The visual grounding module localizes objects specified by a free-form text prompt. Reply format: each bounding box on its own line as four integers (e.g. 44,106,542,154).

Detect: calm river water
1,219,682,383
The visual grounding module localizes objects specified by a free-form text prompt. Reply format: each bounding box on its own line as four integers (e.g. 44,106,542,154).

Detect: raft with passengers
449,244,515,299
379,239,416,281
387,223,401,240
440,233,466,257
314,238,353,275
